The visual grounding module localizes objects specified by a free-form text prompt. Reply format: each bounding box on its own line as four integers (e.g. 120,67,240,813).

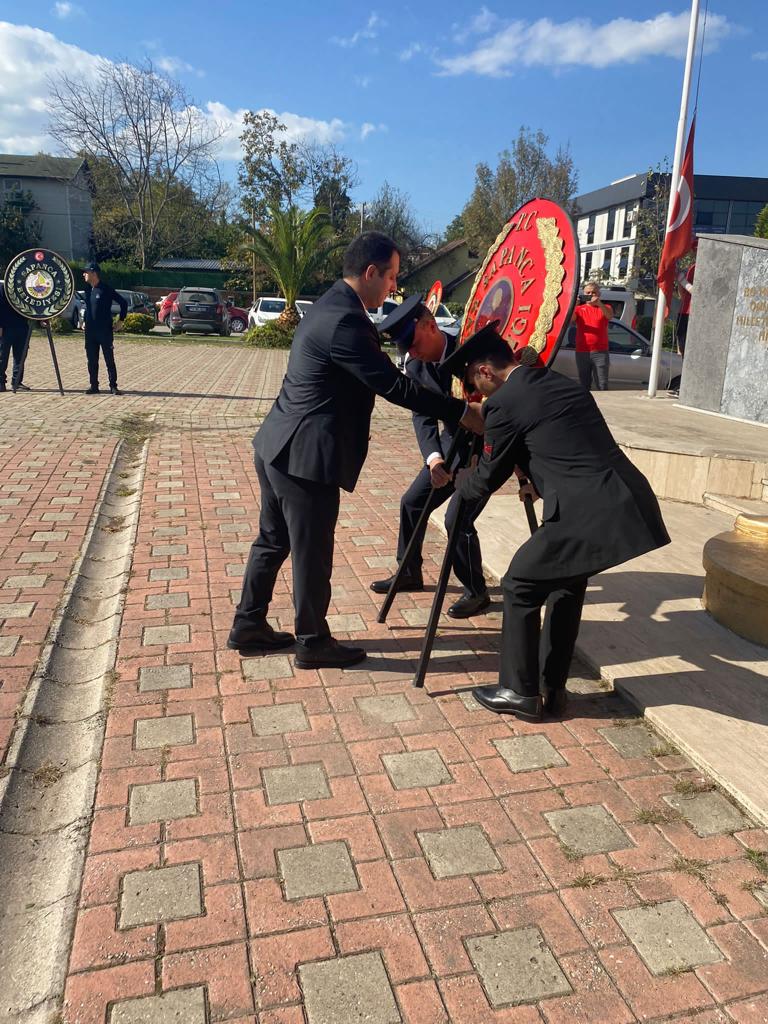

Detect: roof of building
576,172,768,215
400,238,474,280
154,258,225,271
0,154,86,181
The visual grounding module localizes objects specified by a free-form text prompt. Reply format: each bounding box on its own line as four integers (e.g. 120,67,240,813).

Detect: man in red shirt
572,282,613,390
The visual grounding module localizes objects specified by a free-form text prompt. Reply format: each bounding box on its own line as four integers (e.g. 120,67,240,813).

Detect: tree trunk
277,305,300,329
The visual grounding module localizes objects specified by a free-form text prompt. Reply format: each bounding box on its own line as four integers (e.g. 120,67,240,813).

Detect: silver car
552,320,682,391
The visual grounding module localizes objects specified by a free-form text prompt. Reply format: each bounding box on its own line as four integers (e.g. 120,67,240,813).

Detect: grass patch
32,761,63,787
673,778,715,797
745,848,768,875
115,486,136,497
672,855,708,880
634,806,679,825
111,411,154,447
560,843,583,862
572,871,604,888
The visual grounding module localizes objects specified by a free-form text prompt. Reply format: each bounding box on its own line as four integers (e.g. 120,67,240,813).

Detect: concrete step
703,492,768,519
762,478,768,503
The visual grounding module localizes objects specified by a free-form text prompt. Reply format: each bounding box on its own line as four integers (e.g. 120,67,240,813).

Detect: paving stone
663,790,748,836
278,841,359,899
128,779,198,824
242,655,294,681
142,624,190,646
544,804,632,855
138,664,192,692
0,602,35,618
226,563,246,577
119,862,202,927
754,884,768,909
457,691,482,712
18,552,58,563
326,613,366,632
599,723,656,758
356,694,416,724
494,734,567,773
149,567,188,581
250,702,309,736
134,714,194,749
0,635,20,656
417,825,501,878
466,927,571,1007
152,526,187,537
145,592,190,610
613,900,723,974
151,544,188,556
2,574,47,589
110,986,207,1023
382,749,452,789
263,764,330,805
300,952,400,1024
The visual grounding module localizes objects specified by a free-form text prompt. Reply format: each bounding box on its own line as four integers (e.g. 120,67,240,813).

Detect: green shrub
243,320,294,348
49,315,74,334
446,301,465,317
122,313,156,334
635,315,653,340
634,315,676,349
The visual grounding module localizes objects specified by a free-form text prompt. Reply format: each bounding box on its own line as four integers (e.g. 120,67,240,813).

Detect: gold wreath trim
529,217,565,354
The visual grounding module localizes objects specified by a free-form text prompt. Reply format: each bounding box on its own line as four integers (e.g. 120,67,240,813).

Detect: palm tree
246,205,341,328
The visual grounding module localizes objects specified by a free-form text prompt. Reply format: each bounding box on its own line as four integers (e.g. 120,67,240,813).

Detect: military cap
378,294,428,354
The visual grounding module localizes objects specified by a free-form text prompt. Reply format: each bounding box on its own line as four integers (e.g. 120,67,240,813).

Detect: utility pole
251,207,257,307
647,0,700,397
360,203,365,234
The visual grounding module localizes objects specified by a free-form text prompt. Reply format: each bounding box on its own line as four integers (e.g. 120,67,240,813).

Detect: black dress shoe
370,571,424,594
447,592,491,618
0,384,6,392
227,621,295,654
85,386,100,394
542,687,569,718
110,386,123,395
14,382,30,391
295,637,366,669
472,686,542,721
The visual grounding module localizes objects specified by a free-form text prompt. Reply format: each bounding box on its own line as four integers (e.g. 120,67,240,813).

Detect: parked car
157,291,178,324
247,297,313,328
225,300,249,334
552,320,682,391
62,289,86,328
168,287,231,336
366,298,399,325
433,302,458,330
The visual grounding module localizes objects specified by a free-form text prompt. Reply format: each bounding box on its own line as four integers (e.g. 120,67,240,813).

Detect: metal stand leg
44,321,65,395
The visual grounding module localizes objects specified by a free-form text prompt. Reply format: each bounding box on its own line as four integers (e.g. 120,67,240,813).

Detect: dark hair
343,231,401,278
464,335,514,385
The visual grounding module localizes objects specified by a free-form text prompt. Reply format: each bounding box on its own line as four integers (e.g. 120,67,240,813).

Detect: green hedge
243,321,294,349
48,315,74,334
122,313,156,334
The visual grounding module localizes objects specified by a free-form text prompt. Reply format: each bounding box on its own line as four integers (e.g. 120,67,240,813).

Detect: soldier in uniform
0,281,32,393
446,327,670,721
228,232,484,671
82,262,127,394
370,295,490,617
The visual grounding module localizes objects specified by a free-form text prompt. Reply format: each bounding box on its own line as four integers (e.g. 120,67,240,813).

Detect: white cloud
399,43,423,61
331,13,382,48
753,50,768,60
53,2,82,18
205,102,347,160
354,74,372,88
436,12,733,76
452,5,498,44
156,54,204,77
360,122,387,141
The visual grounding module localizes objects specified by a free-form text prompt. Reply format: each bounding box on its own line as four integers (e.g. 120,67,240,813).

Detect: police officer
448,327,670,721
370,295,490,617
82,262,127,394
0,281,32,393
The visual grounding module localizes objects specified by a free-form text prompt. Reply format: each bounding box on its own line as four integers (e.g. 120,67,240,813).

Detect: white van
592,288,635,327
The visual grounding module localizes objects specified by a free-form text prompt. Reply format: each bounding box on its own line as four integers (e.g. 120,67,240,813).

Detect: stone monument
679,233,768,424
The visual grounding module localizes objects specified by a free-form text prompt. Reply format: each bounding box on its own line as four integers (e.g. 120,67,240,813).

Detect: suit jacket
456,366,670,580
83,281,127,337
404,331,471,469
255,280,466,492
0,284,30,342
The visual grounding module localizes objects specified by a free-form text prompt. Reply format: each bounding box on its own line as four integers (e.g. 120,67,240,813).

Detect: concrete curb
0,435,149,1024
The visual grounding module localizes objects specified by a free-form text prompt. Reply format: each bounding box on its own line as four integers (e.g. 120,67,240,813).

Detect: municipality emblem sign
3,248,75,320
460,198,580,368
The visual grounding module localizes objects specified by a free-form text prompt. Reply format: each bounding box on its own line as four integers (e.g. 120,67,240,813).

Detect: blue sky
1,2,766,235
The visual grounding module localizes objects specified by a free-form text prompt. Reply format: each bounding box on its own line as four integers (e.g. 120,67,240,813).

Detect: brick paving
1,340,767,1023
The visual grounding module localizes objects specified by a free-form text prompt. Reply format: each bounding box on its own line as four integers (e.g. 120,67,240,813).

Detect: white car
433,302,458,330
368,299,458,330
552,320,682,390
247,297,313,327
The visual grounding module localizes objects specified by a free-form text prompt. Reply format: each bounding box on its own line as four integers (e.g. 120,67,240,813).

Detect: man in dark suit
0,282,32,393
229,232,484,670
82,262,127,394
448,327,670,721
370,295,490,617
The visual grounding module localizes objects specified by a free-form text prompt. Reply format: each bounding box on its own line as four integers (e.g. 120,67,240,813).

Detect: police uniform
229,278,469,670
0,282,31,392
447,328,670,720
82,264,127,393
370,295,489,617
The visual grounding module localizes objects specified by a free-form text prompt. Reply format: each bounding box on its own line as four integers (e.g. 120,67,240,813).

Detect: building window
624,203,636,235
606,208,616,240
694,198,729,234
2,178,22,193
618,247,630,278
586,214,596,245
601,249,612,276
729,199,766,234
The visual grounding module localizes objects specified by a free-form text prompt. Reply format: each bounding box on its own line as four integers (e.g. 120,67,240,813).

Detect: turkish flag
657,117,696,316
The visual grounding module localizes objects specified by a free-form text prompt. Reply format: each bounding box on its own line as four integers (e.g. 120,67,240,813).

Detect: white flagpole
647,0,701,398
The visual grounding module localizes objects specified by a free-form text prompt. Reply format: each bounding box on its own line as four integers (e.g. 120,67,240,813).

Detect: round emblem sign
460,198,580,368
425,280,442,315
3,248,75,321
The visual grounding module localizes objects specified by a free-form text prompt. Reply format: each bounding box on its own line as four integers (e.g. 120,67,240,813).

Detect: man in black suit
229,232,485,670
370,296,490,617
82,262,127,395
0,282,32,393
448,327,670,721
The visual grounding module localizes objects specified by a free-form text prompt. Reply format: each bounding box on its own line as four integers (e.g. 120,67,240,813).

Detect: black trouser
576,350,609,391
676,313,689,357
84,329,118,389
0,325,30,389
499,572,588,697
234,453,340,645
396,465,488,596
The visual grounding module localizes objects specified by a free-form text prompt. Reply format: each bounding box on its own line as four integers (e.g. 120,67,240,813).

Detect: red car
158,291,248,333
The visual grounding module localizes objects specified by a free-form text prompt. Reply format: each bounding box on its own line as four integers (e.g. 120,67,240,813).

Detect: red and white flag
657,116,696,316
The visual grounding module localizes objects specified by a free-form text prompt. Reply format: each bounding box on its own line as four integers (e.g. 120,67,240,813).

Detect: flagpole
647,0,700,398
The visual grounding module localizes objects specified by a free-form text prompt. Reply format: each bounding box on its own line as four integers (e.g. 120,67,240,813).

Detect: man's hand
518,480,540,504
429,459,452,488
459,402,484,435
114,319,125,333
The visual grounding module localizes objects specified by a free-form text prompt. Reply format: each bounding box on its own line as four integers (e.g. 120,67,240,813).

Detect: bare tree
364,181,431,266
48,59,224,268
